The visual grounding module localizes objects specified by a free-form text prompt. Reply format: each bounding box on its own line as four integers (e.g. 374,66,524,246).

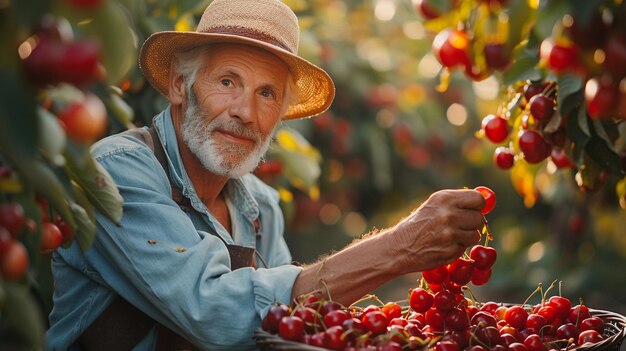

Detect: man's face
180,44,289,178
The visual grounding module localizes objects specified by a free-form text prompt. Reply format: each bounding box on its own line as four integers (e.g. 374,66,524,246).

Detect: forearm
291,229,404,306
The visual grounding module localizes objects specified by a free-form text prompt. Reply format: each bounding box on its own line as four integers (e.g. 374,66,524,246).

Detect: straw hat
139,0,335,120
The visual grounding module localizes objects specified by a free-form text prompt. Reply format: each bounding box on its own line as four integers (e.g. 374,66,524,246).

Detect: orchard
1,0,626,349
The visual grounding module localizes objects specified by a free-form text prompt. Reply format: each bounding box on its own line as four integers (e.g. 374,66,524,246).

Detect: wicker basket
254,308,626,351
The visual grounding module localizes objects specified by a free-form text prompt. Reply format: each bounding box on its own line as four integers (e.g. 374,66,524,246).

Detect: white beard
180,90,275,178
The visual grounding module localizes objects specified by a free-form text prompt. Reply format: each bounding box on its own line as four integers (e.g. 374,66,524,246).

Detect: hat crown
197,0,299,54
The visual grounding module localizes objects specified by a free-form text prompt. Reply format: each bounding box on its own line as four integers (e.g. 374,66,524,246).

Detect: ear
168,59,186,106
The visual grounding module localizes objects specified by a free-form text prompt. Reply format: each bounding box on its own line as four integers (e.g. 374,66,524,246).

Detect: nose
229,89,255,123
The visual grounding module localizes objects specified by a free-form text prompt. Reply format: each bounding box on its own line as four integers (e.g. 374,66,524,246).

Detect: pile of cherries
260,187,611,350
262,285,607,351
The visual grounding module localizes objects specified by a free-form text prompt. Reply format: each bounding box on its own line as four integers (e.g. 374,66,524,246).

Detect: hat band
208,26,293,53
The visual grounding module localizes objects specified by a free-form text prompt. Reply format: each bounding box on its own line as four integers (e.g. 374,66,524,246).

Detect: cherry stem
522,283,542,307
542,279,558,303
576,297,584,326
558,280,563,297
462,285,480,306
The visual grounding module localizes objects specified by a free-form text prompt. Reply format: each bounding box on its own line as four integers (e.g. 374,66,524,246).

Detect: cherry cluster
0,180,74,281
412,0,511,84
480,80,575,171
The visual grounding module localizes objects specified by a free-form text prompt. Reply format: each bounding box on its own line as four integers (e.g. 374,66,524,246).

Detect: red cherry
293,306,319,332
479,302,499,315
523,334,546,351
509,342,529,351
436,340,459,351
528,94,555,122
0,240,29,280
469,245,497,270
325,325,347,350
476,325,502,347
425,307,446,330
494,147,515,170
537,305,557,324
447,258,474,285
474,186,496,215
57,92,108,143
550,148,575,169
470,267,492,286
262,303,290,333
485,43,511,70
482,115,509,143
307,331,328,347
578,329,603,345
41,222,63,253
518,130,551,164
361,310,388,334
585,76,618,119
556,322,579,340
504,306,529,330
55,40,102,87
0,202,26,238
526,313,547,331
278,316,304,341
540,38,578,73
381,302,402,320
446,307,470,331
324,309,351,328
568,304,590,325
603,33,626,77
432,29,471,68
23,36,65,86
422,266,448,285
410,287,434,313
434,289,456,312
471,311,497,327
579,317,604,332
524,82,547,103
547,296,572,318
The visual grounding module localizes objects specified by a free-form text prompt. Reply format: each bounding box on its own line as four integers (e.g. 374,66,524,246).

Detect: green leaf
586,120,623,176
1,282,46,349
0,71,39,161
71,181,96,223
534,1,571,40
503,53,541,86
567,106,590,164
70,202,96,252
172,0,212,15
64,150,123,225
556,74,583,117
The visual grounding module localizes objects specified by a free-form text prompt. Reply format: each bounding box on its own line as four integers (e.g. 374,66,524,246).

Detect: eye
220,79,232,87
260,89,276,99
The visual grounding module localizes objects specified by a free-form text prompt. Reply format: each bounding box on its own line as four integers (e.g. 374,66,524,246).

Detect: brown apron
78,126,257,350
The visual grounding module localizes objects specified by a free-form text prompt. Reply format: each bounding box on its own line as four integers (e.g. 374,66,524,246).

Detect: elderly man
46,0,486,349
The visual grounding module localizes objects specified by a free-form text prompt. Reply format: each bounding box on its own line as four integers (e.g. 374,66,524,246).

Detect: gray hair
172,45,299,116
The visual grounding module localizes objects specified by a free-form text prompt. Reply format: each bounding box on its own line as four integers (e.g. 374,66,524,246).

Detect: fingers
430,189,485,211
455,229,482,248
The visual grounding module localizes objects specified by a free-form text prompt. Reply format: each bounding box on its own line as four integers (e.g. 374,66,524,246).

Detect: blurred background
1,0,625,348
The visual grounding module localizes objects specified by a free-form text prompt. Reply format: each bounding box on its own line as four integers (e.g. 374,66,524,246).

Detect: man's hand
383,189,486,275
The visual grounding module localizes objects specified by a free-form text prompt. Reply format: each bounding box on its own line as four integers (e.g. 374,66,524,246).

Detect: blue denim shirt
46,107,302,350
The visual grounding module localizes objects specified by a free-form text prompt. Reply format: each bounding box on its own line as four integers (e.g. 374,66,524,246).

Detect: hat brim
139,31,335,120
